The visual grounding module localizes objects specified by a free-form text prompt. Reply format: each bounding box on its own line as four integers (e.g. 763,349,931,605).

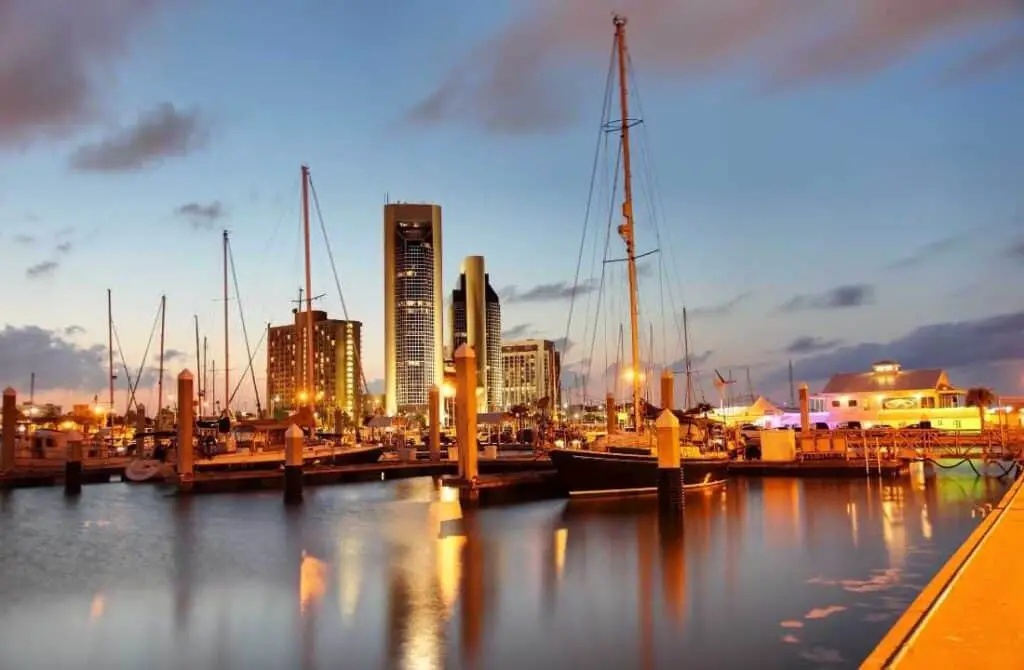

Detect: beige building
814,360,978,429
384,203,444,416
501,339,560,411
266,310,362,426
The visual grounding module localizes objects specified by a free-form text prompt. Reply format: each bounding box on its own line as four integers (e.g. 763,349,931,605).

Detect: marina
1,6,1022,669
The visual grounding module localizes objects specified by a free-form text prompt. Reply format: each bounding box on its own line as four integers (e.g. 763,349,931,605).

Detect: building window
831,400,840,408
921,397,935,409
848,399,857,408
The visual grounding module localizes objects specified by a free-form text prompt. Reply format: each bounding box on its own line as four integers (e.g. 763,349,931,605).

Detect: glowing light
299,550,327,614
297,391,309,403
441,382,456,397
554,528,568,579
89,593,105,621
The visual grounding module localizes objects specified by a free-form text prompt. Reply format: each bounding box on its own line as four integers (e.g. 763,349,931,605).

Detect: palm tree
966,387,996,430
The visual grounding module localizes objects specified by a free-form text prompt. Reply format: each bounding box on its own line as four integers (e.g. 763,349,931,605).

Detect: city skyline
2,1,1023,412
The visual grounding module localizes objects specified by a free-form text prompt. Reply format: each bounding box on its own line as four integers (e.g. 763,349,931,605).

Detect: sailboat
217,165,383,469
549,15,729,496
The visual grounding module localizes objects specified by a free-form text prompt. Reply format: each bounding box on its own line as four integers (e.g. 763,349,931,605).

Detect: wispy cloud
779,284,874,312
885,232,970,270
404,0,1024,134
26,260,59,279
69,102,210,172
688,291,751,318
13,233,35,245
175,201,226,230
501,280,595,304
785,336,843,355
502,323,533,339
0,1,167,146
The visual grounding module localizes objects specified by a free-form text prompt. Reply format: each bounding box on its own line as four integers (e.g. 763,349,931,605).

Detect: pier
862,468,1024,668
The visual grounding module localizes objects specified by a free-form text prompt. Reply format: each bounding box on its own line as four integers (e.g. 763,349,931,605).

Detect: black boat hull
548,448,728,496
194,444,384,472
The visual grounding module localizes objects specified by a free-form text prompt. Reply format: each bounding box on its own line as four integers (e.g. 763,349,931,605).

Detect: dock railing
792,428,1023,462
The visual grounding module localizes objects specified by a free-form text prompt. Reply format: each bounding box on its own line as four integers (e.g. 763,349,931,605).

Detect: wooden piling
606,393,617,435
1,387,15,472
455,344,479,504
284,424,303,505
64,430,84,495
428,384,441,463
660,369,674,411
656,409,683,520
176,370,195,492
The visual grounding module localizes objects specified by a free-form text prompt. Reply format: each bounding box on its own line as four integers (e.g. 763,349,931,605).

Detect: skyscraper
266,310,362,428
451,256,502,412
384,203,443,416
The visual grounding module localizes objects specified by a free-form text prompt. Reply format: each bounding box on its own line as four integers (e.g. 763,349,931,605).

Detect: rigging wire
119,299,163,414
307,174,371,400
229,326,269,406
563,36,618,401
227,237,263,414
583,139,622,395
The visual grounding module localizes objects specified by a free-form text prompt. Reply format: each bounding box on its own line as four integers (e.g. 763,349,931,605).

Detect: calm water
0,470,1010,669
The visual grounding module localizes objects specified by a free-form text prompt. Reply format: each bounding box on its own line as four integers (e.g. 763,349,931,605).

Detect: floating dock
440,470,561,506
728,459,907,478
862,469,1024,668
180,457,553,495
0,458,131,489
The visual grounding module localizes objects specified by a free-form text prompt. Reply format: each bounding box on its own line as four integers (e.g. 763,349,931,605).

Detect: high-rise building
266,310,362,428
384,203,443,416
501,339,561,411
450,256,502,412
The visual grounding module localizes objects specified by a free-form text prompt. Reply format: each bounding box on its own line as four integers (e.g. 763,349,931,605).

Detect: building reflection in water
88,593,105,622
337,536,363,625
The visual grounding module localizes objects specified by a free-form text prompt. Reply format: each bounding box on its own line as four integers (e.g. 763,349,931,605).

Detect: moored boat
125,459,176,483
547,15,731,497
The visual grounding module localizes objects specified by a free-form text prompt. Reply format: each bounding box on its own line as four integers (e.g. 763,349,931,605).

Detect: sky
1,0,1023,414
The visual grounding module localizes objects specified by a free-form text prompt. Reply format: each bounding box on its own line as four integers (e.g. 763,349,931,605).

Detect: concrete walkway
862,469,1024,668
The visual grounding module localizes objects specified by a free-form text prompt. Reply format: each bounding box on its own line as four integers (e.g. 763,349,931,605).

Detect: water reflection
0,473,1011,669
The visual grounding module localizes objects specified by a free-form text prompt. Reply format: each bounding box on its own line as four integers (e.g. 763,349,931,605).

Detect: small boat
125,459,175,483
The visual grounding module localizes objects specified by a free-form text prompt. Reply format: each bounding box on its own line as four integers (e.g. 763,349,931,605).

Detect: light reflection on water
0,471,1011,669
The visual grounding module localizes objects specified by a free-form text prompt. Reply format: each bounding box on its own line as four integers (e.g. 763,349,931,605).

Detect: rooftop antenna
788,360,795,407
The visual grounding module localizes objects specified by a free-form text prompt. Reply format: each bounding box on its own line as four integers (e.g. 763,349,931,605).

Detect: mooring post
428,384,441,464
660,369,674,411
176,370,195,492
798,382,811,453
135,404,146,456
1,387,15,472
455,345,478,482
656,409,683,520
64,430,84,496
605,393,617,435
284,424,303,505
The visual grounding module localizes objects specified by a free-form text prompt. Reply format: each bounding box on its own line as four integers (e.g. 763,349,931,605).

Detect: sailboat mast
683,307,694,409
613,15,643,432
301,165,315,414
107,289,114,424
223,229,230,414
158,295,166,417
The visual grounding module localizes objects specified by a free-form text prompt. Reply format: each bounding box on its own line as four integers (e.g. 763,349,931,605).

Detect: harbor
2,5,1023,669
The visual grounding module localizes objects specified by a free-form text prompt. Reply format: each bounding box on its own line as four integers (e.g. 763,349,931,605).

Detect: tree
966,387,996,430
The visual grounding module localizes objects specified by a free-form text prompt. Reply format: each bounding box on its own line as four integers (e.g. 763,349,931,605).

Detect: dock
728,459,906,478
440,470,560,506
181,457,554,495
862,469,1024,668
0,457,131,489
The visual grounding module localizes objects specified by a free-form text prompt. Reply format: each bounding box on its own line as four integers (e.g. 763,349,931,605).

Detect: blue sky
1,0,1023,411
